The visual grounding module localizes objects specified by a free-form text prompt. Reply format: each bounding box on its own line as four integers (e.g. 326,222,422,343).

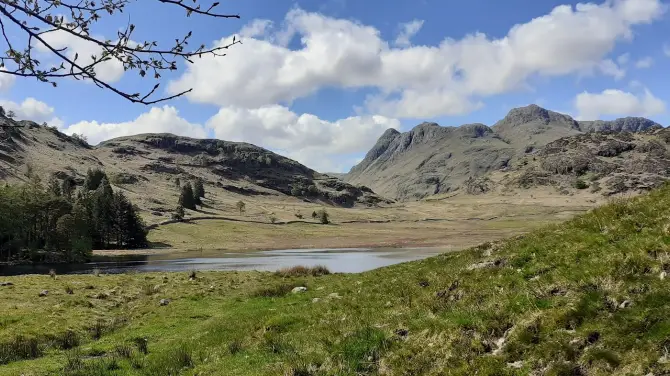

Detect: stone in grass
159,298,170,306
39,290,49,297
291,286,307,293
0,282,14,286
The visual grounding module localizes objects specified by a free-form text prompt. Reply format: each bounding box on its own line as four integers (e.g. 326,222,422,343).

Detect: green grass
3,185,670,375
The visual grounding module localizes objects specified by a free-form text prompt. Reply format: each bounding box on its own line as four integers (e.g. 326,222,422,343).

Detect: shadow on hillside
148,241,172,249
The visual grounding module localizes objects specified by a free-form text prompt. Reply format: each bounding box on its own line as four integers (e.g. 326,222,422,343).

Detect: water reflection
0,247,451,276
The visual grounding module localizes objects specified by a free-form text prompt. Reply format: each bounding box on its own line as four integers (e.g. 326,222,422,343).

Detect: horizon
1,0,670,172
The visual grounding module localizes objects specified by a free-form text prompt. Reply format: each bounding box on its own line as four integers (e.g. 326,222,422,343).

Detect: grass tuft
275,265,331,277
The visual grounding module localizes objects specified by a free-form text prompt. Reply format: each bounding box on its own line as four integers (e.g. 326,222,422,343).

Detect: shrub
316,209,330,224
574,179,589,189
252,283,295,298
269,215,278,224
0,336,42,364
57,330,80,350
276,265,331,277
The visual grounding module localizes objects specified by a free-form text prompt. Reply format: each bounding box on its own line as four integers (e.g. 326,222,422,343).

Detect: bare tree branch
0,0,241,104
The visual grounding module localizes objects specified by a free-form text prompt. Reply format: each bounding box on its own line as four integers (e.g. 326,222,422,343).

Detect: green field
2,186,670,375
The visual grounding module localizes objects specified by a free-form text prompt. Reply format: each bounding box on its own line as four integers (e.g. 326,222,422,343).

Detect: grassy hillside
2,185,670,375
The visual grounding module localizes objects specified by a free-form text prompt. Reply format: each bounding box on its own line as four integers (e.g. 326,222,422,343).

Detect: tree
311,211,318,220
174,177,181,188
6,110,16,119
172,205,185,221
84,168,107,191
316,209,330,224
0,1,241,105
236,200,246,215
179,183,196,210
61,177,75,201
47,176,62,197
193,179,205,202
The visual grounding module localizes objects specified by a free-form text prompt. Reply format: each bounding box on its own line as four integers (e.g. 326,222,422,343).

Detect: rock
394,328,409,337
586,331,600,344
209,285,215,291
0,282,14,286
291,287,307,294
619,300,631,309
312,298,321,303
661,271,667,280
384,301,392,307
418,281,430,288
328,293,342,299
39,290,48,297
159,299,170,306
507,361,524,369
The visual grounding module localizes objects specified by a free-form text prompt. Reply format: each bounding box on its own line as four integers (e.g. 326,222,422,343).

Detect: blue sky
1,0,669,172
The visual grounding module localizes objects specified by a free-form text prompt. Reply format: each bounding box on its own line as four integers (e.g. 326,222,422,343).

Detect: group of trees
177,179,206,211
0,169,148,263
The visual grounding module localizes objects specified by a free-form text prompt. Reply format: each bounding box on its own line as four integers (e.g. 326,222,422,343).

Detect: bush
252,283,295,298
275,265,331,277
574,179,589,189
316,209,330,224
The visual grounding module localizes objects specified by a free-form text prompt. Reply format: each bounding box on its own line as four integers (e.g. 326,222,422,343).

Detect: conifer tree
179,183,196,210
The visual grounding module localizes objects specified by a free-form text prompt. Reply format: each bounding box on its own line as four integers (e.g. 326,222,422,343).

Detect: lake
0,247,452,276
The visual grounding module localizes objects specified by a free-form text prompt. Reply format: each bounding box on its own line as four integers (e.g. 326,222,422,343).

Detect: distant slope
0,111,390,213
346,104,664,200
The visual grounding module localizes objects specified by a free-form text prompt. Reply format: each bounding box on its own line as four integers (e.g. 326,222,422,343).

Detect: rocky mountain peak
495,104,579,129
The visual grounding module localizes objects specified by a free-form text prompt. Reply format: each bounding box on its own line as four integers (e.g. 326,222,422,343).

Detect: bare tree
0,1,241,104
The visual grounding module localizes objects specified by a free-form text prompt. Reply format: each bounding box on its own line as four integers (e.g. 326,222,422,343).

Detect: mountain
0,110,390,215
346,104,665,200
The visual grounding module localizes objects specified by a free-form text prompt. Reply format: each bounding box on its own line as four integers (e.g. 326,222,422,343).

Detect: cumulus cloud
61,106,207,145
206,105,400,172
617,53,631,64
0,70,15,92
635,56,654,68
394,20,424,47
35,29,129,83
169,0,665,118
598,59,626,80
574,88,665,120
0,97,63,127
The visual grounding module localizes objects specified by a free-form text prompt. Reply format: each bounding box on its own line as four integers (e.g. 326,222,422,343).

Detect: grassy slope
2,186,670,375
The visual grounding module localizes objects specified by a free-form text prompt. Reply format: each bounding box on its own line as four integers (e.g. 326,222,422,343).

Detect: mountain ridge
346,104,666,200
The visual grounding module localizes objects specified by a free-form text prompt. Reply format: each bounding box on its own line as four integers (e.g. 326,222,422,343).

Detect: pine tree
47,176,62,197
179,183,196,210
172,205,185,221
61,178,75,201
175,177,181,188
194,179,205,198
92,178,114,248
84,168,107,191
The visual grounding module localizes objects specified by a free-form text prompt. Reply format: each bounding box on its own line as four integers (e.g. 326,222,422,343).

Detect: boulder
291,286,307,294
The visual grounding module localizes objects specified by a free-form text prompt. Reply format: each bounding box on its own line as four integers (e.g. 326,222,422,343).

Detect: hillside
2,183,670,375
0,111,390,218
346,105,665,200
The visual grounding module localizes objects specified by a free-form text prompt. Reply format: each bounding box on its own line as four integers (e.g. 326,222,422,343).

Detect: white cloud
617,53,631,64
394,20,424,47
598,59,626,80
206,105,400,172
0,70,15,92
663,43,670,57
0,97,63,127
635,56,654,68
61,106,207,145
574,88,665,120
169,0,665,118
35,29,128,83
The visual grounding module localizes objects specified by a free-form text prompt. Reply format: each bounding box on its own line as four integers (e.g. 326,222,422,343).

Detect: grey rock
291,286,307,294
159,298,170,306
39,290,48,297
